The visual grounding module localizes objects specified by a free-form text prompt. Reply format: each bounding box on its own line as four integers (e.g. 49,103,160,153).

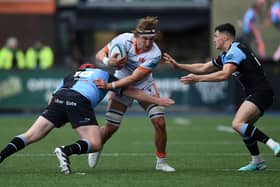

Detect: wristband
102,57,109,66
111,82,116,89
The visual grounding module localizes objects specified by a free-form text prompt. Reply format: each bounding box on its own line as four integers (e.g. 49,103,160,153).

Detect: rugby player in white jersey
88,16,175,172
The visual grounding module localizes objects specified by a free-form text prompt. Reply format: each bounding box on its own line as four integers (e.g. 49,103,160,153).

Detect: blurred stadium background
0,0,279,113
1,1,280,186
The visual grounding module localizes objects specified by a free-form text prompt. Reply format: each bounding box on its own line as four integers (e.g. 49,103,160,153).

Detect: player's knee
85,138,102,152
91,142,102,152
231,120,243,132
150,117,166,137
105,109,124,126
152,117,166,128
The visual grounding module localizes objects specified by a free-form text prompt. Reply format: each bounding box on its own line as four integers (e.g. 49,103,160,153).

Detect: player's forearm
107,69,147,89
123,87,174,106
178,63,209,74
197,70,230,82
123,88,156,103
108,75,138,89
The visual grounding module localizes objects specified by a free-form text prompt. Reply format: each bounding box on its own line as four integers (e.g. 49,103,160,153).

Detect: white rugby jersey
103,33,162,89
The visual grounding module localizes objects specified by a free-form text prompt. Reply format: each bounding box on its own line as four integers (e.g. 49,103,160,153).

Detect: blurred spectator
0,37,25,70
25,40,54,70
273,46,280,61
270,0,280,61
270,0,280,27
237,0,266,58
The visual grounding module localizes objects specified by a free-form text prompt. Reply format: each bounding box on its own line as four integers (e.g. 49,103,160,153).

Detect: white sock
251,155,263,164
156,157,166,164
266,138,279,150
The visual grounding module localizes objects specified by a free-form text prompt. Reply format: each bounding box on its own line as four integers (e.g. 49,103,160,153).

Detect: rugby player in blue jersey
163,23,280,171
0,64,174,174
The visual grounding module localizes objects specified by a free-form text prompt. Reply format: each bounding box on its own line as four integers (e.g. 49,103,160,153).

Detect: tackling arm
180,63,237,84
95,68,150,90
163,52,218,74
122,87,175,106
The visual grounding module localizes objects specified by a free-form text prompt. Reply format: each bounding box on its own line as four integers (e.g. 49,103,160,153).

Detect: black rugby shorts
245,89,274,116
41,89,98,128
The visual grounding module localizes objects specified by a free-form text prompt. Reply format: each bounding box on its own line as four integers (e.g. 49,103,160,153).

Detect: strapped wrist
111,82,116,89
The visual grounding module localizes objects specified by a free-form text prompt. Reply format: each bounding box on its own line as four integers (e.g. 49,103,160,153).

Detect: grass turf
0,114,280,187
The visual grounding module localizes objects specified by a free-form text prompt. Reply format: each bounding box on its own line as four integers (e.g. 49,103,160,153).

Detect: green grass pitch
0,114,279,187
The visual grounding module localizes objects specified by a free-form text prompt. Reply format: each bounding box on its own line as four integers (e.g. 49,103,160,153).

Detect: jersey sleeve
224,47,246,66
138,55,161,73
52,80,64,95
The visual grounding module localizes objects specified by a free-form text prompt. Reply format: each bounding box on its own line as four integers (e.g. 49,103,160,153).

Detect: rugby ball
109,44,126,59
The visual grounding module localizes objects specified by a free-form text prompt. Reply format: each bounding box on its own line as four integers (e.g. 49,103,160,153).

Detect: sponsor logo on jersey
226,53,234,60
66,100,77,106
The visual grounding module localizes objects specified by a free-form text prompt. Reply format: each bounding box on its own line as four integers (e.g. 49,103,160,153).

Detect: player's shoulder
148,43,162,58
117,33,134,40
112,33,134,47
229,42,245,53
225,42,246,61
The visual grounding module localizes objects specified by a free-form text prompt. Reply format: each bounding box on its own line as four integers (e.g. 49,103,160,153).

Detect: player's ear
223,34,227,41
223,35,228,42
223,33,231,41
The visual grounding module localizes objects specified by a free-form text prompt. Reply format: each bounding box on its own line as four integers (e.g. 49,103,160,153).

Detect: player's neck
223,40,234,52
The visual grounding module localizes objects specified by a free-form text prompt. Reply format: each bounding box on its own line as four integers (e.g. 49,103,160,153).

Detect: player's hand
154,97,175,106
108,91,115,101
180,74,199,84
116,56,127,69
152,82,160,97
163,53,180,68
109,53,126,69
94,79,109,89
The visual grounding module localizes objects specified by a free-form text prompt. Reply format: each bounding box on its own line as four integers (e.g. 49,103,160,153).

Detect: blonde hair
133,16,159,36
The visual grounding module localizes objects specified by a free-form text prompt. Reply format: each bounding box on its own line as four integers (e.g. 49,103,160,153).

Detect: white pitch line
216,125,235,133
132,141,240,145
75,172,86,175
174,117,191,126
